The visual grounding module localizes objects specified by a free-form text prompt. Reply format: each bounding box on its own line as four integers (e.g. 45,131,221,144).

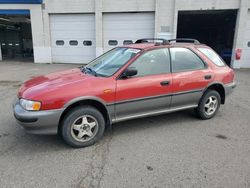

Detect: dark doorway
177,10,237,66
0,14,33,61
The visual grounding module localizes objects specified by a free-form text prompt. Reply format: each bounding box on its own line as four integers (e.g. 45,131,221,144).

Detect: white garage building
0,0,249,68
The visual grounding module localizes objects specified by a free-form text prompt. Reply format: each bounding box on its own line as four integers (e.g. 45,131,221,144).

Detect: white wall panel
103,12,155,51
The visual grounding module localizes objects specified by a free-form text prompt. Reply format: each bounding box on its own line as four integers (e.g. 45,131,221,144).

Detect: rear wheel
195,90,221,120
61,106,105,148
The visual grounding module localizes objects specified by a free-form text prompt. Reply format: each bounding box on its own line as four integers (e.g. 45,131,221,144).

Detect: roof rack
134,38,201,46
135,38,170,45
168,38,200,45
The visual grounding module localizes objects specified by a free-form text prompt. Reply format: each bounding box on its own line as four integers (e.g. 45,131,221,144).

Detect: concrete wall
175,0,240,10
102,0,155,12
46,0,94,13
240,9,250,68
232,1,250,68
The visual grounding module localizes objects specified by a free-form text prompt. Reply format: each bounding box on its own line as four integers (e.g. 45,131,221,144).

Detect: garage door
50,14,95,64
241,9,250,68
103,12,155,52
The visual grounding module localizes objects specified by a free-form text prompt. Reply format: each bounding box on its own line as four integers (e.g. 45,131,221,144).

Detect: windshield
84,47,141,77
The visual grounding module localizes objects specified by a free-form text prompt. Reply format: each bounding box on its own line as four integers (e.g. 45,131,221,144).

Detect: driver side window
128,48,170,77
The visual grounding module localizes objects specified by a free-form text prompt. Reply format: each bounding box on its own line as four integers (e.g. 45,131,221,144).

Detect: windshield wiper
84,67,98,77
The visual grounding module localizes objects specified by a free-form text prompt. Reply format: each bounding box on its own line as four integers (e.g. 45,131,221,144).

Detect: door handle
160,80,170,86
204,75,212,80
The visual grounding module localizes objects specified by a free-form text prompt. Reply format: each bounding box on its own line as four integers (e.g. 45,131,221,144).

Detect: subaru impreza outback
14,38,236,148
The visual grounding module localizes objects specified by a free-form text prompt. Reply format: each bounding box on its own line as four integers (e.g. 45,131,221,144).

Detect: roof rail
135,38,170,45
169,38,200,45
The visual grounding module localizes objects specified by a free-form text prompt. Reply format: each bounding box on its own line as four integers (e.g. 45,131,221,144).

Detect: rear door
115,48,172,121
170,47,213,108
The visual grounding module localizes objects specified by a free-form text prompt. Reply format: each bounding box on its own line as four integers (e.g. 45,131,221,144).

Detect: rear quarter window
198,48,225,66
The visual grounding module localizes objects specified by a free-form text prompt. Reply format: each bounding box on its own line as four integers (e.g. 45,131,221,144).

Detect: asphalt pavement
0,61,249,188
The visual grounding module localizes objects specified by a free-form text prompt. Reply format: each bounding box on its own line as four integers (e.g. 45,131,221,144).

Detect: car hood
18,68,94,99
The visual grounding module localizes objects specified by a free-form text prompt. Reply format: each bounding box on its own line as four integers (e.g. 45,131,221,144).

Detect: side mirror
121,67,138,78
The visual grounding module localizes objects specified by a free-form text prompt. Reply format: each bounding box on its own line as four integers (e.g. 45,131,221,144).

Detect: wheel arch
58,97,112,133
203,82,225,104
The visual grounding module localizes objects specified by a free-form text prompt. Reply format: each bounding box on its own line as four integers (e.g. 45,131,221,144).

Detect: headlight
20,99,41,111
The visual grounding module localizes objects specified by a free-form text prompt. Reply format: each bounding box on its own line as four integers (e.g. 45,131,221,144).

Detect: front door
115,48,172,121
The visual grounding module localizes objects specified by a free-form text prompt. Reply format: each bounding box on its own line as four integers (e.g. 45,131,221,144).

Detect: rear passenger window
108,40,118,46
123,40,133,45
69,40,78,46
83,40,92,46
128,48,170,77
170,48,205,72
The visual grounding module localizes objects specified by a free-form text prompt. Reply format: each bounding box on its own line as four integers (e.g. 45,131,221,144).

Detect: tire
195,90,221,120
61,105,105,148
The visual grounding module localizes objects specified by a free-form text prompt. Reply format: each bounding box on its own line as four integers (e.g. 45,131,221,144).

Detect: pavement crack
76,130,113,188
97,132,113,188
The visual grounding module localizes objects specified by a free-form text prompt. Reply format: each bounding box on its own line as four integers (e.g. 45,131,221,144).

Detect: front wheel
61,106,105,148
195,90,221,120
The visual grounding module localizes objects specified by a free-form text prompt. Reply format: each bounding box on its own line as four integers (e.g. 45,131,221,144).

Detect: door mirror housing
121,67,138,78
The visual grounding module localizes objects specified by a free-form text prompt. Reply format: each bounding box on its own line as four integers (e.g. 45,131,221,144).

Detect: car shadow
7,109,200,152
110,109,200,135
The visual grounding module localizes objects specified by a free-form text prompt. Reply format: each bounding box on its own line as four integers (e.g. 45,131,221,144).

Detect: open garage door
103,12,155,52
50,14,95,64
0,10,33,62
177,10,237,66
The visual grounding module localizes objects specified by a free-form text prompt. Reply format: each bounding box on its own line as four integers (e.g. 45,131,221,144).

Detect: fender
202,81,226,104
64,96,108,108
63,96,115,125
202,81,225,93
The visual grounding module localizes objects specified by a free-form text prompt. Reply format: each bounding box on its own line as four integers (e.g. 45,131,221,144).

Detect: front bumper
13,101,65,135
224,81,236,96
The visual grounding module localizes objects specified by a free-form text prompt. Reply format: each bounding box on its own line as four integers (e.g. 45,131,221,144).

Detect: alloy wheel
204,96,218,116
70,115,98,142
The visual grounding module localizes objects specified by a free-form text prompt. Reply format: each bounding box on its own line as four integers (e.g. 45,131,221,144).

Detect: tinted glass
128,48,170,77
69,40,78,46
56,40,64,46
170,48,205,72
108,40,118,46
123,40,133,45
85,47,141,77
83,40,92,46
198,47,225,66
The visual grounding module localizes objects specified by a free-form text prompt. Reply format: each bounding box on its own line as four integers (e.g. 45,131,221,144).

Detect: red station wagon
14,38,236,148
